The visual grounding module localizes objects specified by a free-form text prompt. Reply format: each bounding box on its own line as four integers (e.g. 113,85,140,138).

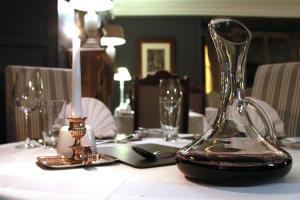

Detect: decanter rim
209,17,252,45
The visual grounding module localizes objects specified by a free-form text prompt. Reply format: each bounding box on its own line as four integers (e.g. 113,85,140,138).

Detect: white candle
71,36,82,117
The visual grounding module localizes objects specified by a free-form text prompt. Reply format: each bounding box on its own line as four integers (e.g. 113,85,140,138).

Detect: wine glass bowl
13,70,43,148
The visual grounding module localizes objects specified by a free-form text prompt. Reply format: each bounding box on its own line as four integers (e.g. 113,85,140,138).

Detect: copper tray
37,154,119,169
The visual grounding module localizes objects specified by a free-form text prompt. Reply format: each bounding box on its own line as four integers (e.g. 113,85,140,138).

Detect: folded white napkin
204,107,218,128
246,97,285,137
65,97,116,138
204,97,286,137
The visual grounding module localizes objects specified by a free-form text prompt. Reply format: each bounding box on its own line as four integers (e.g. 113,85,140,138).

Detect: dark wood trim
46,0,58,67
190,84,205,114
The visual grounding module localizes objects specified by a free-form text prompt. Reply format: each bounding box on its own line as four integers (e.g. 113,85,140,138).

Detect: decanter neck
220,47,247,105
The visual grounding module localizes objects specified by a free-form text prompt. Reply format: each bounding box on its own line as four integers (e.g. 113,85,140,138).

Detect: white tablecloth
0,139,299,200
114,111,206,134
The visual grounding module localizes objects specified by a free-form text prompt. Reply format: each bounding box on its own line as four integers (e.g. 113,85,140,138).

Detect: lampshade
114,67,131,81
69,0,114,11
101,25,126,46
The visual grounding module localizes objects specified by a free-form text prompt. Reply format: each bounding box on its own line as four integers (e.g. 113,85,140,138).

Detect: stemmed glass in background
159,78,182,141
13,70,43,148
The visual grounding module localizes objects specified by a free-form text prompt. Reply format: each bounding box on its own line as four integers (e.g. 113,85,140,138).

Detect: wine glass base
15,138,42,149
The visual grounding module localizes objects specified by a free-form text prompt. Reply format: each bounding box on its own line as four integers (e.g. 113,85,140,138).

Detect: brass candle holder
68,117,88,163
36,117,118,169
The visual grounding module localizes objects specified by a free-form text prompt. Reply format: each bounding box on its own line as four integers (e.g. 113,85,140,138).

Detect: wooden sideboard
69,48,116,109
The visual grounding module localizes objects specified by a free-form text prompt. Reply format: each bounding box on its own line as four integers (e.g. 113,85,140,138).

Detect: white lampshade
69,0,114,11
101,25,126,46
101,37,126,46
114,67,131,81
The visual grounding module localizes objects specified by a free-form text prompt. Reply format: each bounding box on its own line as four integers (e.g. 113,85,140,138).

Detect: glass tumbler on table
41,99,66,148
159,78,182,141
13,70,43,149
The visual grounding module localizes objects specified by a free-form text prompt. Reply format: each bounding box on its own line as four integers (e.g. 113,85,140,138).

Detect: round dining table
0,138,299,200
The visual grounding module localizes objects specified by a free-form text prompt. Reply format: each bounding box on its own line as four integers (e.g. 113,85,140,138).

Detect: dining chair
251,62,300,137
133,70,190,133
5,65,72,142
189,85,205,114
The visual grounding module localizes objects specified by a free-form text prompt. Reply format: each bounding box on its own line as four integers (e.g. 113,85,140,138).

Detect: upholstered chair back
5,65,72,142
251,62,300,137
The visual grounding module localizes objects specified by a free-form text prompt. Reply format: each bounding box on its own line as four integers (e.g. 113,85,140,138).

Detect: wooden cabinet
69,48,116,109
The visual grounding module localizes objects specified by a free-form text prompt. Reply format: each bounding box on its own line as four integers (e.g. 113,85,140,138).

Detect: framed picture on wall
137,39,175,78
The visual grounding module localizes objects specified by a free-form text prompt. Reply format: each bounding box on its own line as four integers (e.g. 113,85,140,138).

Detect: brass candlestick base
36,116,118,169
68,117,87,162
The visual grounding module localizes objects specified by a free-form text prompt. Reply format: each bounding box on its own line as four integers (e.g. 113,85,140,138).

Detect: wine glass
13,70,43,148
159,78,182,141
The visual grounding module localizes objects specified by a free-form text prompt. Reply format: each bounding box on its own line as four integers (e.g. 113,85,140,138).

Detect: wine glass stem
24,111,31,145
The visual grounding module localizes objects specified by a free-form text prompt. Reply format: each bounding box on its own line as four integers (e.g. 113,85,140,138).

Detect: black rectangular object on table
97,143,180,168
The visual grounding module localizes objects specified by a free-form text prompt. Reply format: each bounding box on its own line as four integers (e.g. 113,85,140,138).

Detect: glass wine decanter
176,18,292,186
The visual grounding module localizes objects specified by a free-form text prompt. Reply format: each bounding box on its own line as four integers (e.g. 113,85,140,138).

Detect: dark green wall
112,16,204,109
114,16,204,84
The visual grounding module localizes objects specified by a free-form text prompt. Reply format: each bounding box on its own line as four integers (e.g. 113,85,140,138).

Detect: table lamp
114,67,131,114
101,25,126,60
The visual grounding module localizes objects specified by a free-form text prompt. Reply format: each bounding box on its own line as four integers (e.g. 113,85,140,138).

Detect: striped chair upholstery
251,62,300,137
5,65,72,142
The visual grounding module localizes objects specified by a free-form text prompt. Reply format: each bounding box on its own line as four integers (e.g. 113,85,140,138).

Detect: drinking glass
13,70,43,148
159,79,182,141
41,99,66,148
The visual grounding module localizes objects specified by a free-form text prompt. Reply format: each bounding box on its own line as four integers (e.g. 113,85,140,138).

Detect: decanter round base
176,155,292,186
